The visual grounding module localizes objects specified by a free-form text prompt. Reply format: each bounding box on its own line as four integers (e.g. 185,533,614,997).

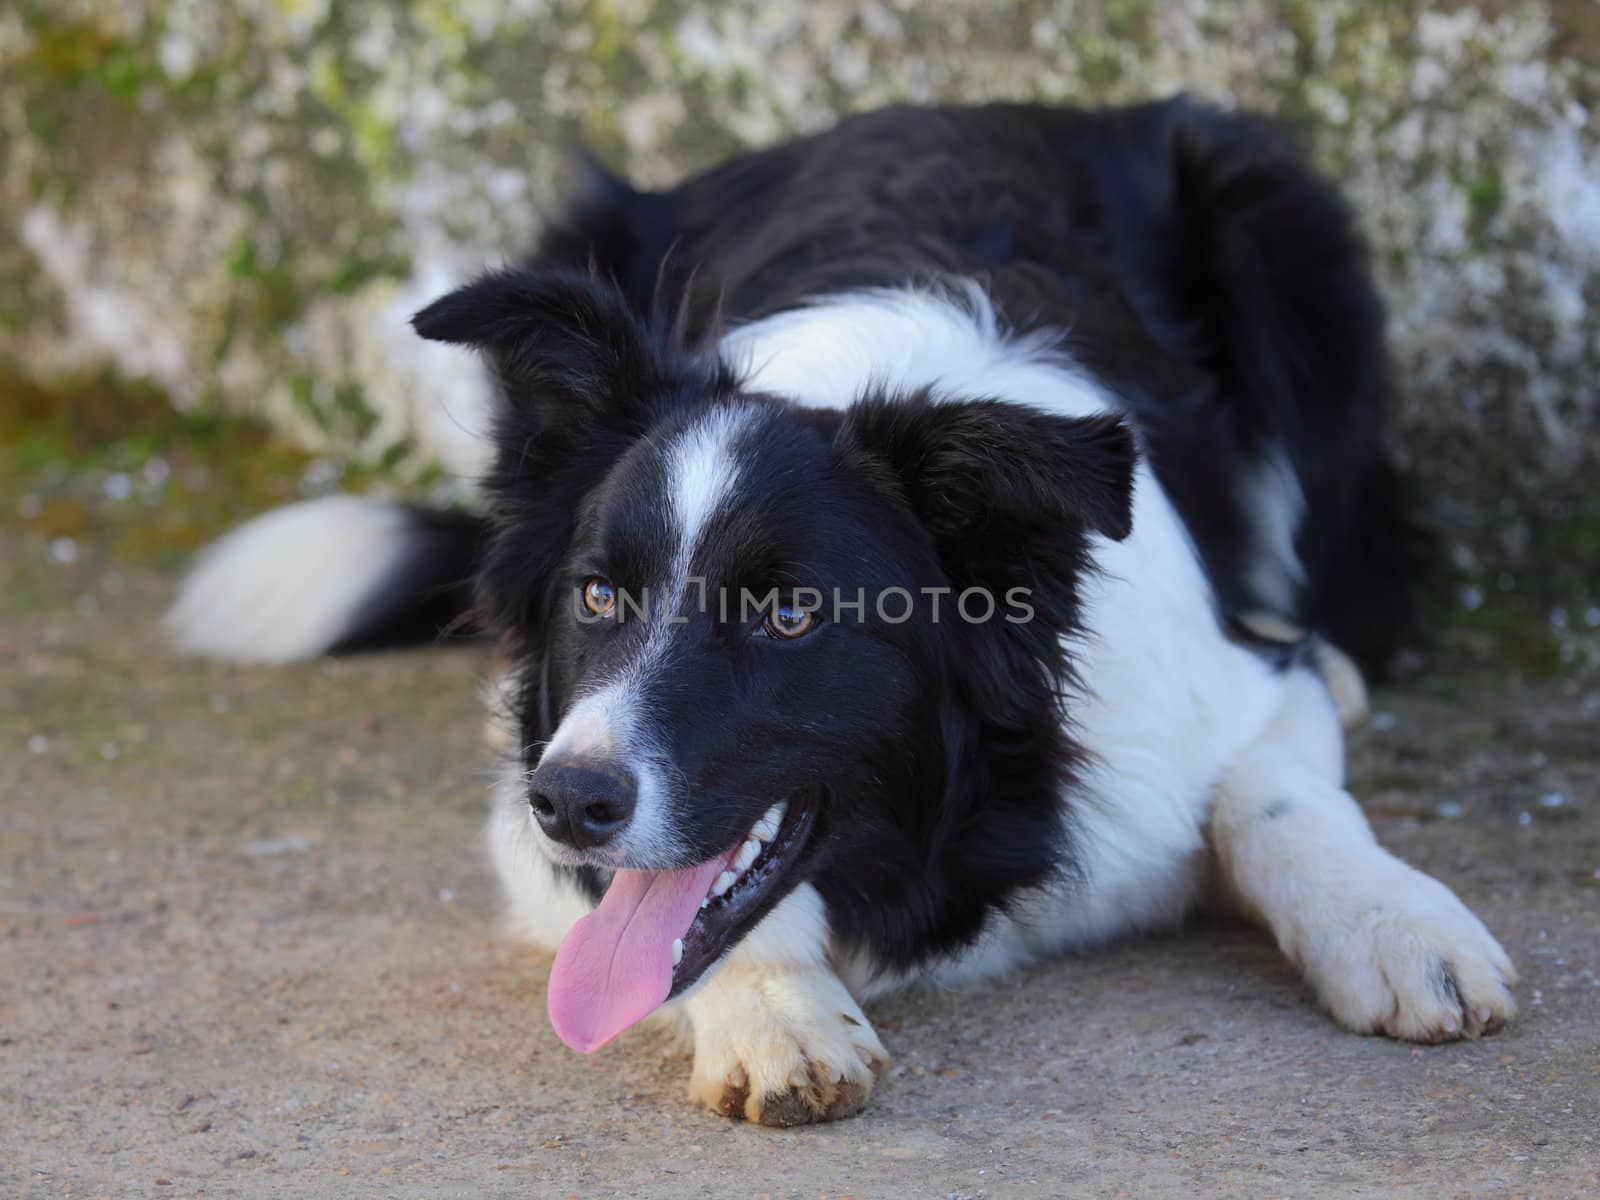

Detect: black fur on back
531,96,1423,671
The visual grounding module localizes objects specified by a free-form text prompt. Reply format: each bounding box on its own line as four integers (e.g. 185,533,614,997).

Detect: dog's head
415,269,1134,1050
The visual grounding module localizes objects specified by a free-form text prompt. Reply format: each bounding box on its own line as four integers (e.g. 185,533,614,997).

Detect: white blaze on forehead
665,404,752,574
534,404,756,865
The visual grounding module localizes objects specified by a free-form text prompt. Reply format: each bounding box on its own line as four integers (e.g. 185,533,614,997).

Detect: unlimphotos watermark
574,579,1035,625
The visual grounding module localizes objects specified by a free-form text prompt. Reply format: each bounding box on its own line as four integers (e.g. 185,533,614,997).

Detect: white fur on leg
678,884,888,1125
1210,672,1516,1042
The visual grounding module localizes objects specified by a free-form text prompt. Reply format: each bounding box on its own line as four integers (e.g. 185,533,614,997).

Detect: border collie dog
170,98,1516,1125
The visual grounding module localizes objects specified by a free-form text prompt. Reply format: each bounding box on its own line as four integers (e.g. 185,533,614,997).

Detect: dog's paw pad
688,972,889,1125
754,1091,813,1127
1301,870,1517,1044
747,1058,882,1127
710,1065,752,1118
700,1041,886,1126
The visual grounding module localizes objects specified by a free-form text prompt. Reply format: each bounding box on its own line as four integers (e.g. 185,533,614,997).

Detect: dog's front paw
686,965,889,1126
1295,865,1517,1043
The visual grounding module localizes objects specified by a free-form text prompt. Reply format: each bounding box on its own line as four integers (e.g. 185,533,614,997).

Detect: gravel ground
3,531,1598,1199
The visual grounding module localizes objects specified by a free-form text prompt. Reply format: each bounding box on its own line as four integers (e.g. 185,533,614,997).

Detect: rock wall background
3,0,1597,660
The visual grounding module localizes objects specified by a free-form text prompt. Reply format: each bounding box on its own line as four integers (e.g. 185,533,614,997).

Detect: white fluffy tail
165,495,483,662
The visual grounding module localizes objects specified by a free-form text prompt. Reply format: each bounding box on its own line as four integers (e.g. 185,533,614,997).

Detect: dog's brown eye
582,577,617,617
763,603,817,640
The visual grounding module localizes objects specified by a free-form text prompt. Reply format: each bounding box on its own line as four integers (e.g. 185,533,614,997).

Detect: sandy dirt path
3,535,1597,1198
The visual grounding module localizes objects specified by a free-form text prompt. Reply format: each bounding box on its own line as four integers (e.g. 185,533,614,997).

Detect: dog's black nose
527,762,637,850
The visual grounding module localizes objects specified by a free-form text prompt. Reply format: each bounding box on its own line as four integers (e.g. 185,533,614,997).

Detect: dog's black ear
838,392,1137,721
412,267,712,432
837,393,1136,545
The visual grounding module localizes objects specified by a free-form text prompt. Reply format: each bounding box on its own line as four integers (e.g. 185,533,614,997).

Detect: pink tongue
547,856,729,1053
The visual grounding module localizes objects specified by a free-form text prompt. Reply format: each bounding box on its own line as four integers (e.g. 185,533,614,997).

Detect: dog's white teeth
735,838,760,872
700,898,708,910
752,801,786,842
712,870,736,896
671,938,683,966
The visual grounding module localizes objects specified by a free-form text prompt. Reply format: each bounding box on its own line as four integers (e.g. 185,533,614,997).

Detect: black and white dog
170,98,1516,1125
